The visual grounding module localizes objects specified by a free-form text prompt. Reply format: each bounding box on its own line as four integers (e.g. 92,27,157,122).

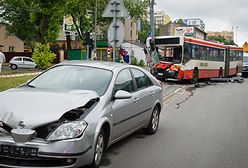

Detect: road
100,79,248,168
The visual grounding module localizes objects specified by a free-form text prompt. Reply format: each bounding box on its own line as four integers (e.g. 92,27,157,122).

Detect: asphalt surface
100,79,248,168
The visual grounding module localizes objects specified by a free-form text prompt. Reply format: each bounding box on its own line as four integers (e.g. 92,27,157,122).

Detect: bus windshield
159,46,182,64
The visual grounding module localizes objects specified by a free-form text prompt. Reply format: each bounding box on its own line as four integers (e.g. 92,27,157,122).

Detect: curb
0,72,41,78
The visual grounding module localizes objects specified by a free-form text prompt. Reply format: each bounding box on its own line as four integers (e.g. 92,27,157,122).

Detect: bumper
0,133,94,168
154,68,178,79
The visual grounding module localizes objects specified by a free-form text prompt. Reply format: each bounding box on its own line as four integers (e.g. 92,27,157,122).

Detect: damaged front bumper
0,132,94,168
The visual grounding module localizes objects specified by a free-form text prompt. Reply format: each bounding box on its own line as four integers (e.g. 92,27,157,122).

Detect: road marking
163,86,186,106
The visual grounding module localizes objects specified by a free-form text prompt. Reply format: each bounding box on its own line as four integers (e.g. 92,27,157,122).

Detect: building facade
159,22,207,40
146,11,170,28
0,25,24,52
124,17,139,42
176,18,205,32
207,31,234,41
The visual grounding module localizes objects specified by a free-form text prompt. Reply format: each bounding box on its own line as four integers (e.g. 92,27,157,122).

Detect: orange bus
151,36,243,83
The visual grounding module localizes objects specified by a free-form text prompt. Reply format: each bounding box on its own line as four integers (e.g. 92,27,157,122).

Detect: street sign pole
112,1,120,62
102,0,129,62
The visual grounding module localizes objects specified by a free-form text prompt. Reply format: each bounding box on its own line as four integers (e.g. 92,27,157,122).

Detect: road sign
107,20,125,48
243,42,248,52
102,0,129,18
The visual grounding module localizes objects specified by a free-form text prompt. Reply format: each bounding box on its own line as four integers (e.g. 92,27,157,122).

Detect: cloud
155,0,248,46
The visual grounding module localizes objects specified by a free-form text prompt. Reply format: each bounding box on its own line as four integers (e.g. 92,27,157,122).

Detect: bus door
224,47,230,77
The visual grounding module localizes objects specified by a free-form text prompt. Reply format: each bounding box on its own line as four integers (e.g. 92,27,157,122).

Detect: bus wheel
190,69,198,84
219,68,223,78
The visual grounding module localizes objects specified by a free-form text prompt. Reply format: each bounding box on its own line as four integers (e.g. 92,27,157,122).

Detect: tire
144,106,160,135
219,68,223,78
190,69,198,84
10,64,18,70
90,130,105,168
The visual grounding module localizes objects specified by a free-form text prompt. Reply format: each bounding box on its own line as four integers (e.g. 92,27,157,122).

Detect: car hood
0,88,99,129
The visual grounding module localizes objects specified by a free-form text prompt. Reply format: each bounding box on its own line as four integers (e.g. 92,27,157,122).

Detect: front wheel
190,69,198,84
144,106,160,135
90,130,105,168
10,64,18,70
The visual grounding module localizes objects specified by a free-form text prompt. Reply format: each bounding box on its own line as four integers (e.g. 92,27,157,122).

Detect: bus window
159,46,182,63
183,43,192,63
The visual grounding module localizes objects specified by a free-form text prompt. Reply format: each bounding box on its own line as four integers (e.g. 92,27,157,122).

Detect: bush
131,56,138,65
32,43,56,69
138,59,145,67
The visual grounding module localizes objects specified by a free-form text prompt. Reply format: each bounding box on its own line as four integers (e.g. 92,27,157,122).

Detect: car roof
58,60,132,71
13,56,31,59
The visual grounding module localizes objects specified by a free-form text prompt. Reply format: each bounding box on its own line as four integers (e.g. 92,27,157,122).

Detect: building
159,22,207,40
0,25,24,52
207,31,234,41
176,18,205,32
146,11,170,28
124,17,139,43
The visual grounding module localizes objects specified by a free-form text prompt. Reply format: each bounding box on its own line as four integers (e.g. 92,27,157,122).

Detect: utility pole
150,0,155,40
94,0,98,59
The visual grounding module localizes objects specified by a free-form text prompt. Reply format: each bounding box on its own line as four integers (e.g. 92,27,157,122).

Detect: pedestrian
0,51,6,73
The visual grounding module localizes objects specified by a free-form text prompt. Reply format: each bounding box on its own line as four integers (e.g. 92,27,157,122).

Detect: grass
0,76,34,92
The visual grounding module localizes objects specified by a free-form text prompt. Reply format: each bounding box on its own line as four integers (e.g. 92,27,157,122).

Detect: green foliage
32,43,56,69
207,35,236,45
175,19,186,25
131,56,138,65
138,19,150,44
138,59,145,67
0,76,34,92
0,0,63,45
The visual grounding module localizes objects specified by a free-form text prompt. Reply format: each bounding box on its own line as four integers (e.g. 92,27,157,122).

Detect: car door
111,68,142,141
130,68,156,124
13,57,24,68
23,58,35,68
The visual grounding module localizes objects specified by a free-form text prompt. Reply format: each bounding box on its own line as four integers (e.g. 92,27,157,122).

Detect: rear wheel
144,106,160,135
10,64,17,70
190,69,198,84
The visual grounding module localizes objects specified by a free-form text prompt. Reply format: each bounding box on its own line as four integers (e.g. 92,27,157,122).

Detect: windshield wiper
21,84,36,88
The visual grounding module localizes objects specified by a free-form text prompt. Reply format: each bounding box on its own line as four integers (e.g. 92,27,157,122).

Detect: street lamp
236,26,238,45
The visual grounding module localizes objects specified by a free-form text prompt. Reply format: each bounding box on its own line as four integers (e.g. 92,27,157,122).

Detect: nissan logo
18,121,25,129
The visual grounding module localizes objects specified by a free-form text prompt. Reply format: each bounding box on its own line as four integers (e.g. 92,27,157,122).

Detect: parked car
0,61,163,168
242,56,248,77
9,56,37,70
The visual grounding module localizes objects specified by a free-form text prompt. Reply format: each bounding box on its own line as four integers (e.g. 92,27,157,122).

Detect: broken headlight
46,120,87,142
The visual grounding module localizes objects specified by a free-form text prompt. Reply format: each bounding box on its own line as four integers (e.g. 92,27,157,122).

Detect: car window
28,65,113,96
14,57,22,61
114,69,135,93
23,58,33,62
131,68,153,90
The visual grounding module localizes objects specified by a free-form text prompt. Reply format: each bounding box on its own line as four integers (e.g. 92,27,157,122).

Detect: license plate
157,73,163,76
0,145,38,157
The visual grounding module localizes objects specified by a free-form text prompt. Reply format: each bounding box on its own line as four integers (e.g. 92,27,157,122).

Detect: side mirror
114,90,132,100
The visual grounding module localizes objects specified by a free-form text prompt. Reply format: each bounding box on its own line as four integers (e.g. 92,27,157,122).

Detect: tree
0,0,63,45
138,19,150,44
207,35,236,45
63,0,149,42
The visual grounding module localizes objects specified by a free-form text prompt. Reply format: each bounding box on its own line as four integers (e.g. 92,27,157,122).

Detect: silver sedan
0,61,163,168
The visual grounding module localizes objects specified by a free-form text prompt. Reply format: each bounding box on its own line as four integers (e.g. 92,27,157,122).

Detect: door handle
134,98,140,103
150,91,155,95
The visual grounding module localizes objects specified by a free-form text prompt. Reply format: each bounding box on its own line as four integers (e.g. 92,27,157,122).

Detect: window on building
9,46,15,52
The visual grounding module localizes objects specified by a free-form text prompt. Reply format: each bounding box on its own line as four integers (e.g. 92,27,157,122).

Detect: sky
154,0,248,47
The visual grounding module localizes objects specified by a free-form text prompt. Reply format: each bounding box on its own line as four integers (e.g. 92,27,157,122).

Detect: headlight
46,120,87,141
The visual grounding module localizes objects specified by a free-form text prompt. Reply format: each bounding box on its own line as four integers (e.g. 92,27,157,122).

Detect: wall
121,42,146,62
0,25,24,52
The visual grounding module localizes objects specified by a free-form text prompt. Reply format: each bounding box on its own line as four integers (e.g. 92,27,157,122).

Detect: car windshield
28,65,113,96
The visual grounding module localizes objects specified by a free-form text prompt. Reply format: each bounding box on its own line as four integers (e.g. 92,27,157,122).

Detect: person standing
0,51,6,73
